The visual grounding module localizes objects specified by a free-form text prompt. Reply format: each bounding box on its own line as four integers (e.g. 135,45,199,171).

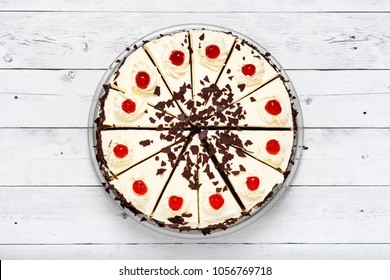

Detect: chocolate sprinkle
156,168,167,175
154,86,161,96
139,139,153,147
237,84,245,92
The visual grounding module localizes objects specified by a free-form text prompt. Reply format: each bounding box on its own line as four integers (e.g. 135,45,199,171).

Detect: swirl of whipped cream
257,96,289,125
162,39,190,79
236,171,266,201
126,173,150,208
258,141,286,167
105,136,135,167
235,59,264,86
114,91,147,122
130,61,159,97
197,37,228,71
202,191,225,214
161,190,190,216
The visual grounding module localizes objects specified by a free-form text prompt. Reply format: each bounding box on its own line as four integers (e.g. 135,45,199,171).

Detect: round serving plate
88,24,304,239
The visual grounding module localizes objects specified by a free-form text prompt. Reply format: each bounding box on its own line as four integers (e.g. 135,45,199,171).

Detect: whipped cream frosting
236,171,267,201
197,37,229,71
201,190,226,214
104,136,135,167
235,59,265,86
113,92,148,122
123,172,151,211
257,96,290,126
161,40,190,79
130,61,160,96
161,189,191,216
257,140,286,168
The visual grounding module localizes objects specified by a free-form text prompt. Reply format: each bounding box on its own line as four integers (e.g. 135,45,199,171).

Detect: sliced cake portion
99,129,189,177
108,141,186,217
206,78,293,129
234,78,293,128
189,29,236,99
197,137,243,229
101,86,182,128
109,48,182,117
232,130,294,172
143,32,192,116
217,39,278,103
151,137,199,230
213,144,284,212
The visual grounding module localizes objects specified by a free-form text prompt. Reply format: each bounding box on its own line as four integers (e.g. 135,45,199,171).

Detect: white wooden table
1,0,390,259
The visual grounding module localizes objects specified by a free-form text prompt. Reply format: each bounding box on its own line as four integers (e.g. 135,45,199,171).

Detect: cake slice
230,130,294,172
217,39,278,103
151,137,199,230
99,129,189,177
206,78,294,129
143,31,192,116
189,29,236,100
101,86,182,128
233,78,294,128
110,48,182,117
197,136,243,230
213,144,284,212
107,141,186,217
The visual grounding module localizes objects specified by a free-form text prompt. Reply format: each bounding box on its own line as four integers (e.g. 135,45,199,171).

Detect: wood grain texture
1,187,390,245
0,128,389,186
1,0,390,12
1,70,389,128
1,0,390,260
2,244,390,260
1,13,390,69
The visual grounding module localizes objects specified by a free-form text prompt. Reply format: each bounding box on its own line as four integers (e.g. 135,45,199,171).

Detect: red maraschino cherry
246,176,260,191
241,63,256,76
209,193,224,210
266,139,280,155
265,99,282,116
169,50,185,66
113,144,128,158
168,195,183,211
135,71,150,89
121,99,136,114
205,44,220,59
132,180,148,195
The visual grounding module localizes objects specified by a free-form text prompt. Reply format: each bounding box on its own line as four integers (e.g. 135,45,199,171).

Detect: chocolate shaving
139,139,153,147
238,84,245,92
236,149,246,157
168,216,187,225
199,33,205,41
154,86,161,96
156,168,167,175
156,124,164,131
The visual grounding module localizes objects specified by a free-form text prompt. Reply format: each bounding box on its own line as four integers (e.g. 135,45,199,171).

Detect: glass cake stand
88,24,304,239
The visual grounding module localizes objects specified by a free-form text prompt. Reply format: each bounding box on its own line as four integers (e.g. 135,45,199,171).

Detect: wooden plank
2,70,390,97
1,187,390,245
1,244,390,260
1,0,390,12
1,70,389,128
1,13,390,69
0,128,389,186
